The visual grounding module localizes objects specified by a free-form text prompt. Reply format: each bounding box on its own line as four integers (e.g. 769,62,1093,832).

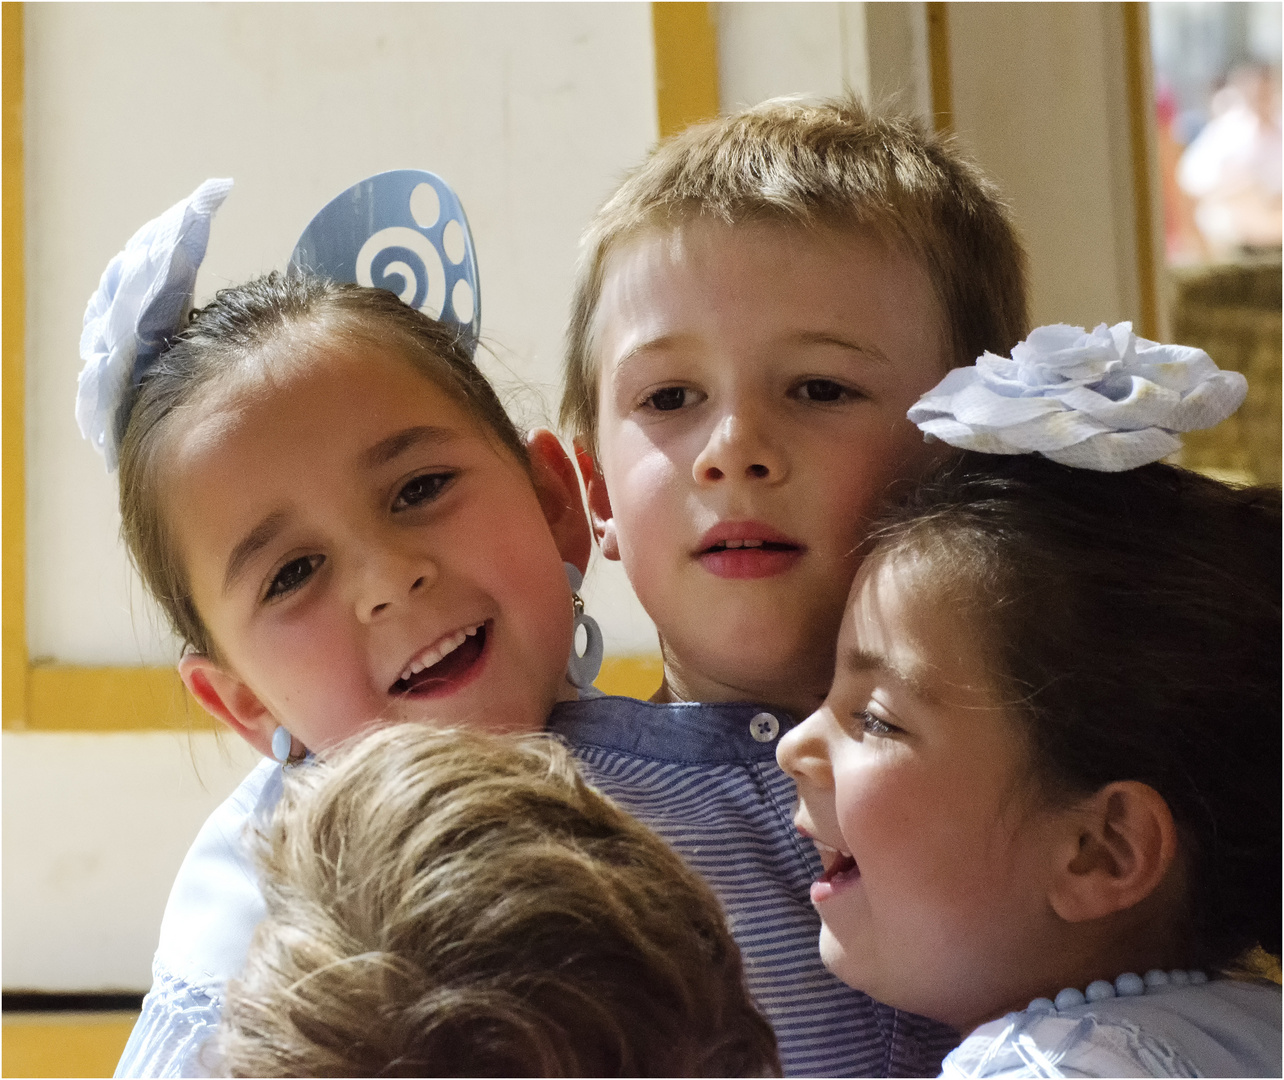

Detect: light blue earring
564,563,604,690
271,725,295,767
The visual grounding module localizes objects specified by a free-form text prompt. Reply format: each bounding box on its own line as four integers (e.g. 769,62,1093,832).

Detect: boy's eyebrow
796,331,890,365
361,425,458,469
225,509,290,594
609,333,695,372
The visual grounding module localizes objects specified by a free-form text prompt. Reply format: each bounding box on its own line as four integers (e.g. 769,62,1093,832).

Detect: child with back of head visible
94,201,594,1074
548,97,1028,1075
778,445,1281,1077
215,724,780,1078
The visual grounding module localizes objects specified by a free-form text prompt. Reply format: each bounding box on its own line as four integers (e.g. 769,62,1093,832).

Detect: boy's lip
694,520,805,580
388,620,489,697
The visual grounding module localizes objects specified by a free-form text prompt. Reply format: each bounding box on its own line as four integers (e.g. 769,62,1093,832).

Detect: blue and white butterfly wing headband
77,170,482,471
290,169,481,350
908,321,1249,472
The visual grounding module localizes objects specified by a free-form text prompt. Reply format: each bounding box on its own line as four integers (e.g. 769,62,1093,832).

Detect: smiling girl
779,439,1281,1075
82,183,592,1077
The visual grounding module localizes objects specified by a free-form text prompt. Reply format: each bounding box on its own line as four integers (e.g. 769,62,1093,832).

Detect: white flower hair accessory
907,321,1248,472
76,178,233,471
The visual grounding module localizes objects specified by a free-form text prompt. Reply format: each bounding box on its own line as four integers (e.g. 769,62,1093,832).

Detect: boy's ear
526,429,592,575
1047,781,1179,924
573,440,620,562
178,653,276,759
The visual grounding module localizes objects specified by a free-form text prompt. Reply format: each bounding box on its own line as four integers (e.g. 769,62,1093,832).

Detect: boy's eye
393,471,455,511
265,555,324,601
858,710,900,737
796,378,856,403
644,386,702,412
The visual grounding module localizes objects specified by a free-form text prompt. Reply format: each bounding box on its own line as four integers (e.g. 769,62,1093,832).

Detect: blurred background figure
1151,1,1281,485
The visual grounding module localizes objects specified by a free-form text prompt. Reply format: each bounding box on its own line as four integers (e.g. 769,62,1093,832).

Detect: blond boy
549,98,1029,1076
215,725,780,1077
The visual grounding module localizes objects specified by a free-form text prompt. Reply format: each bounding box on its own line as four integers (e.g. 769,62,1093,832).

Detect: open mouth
389,621,488,696
702,538,800,553
820,848,860,886
696,525,804,580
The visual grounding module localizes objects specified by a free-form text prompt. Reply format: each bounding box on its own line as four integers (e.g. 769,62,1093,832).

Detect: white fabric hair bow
908,321,1248,472
76,178,233,471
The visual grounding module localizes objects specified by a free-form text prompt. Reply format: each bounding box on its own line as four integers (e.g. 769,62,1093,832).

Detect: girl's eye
393,471,455,511
644,386,702,412
796,378,857,403
265,555,324,601
859,711,900,737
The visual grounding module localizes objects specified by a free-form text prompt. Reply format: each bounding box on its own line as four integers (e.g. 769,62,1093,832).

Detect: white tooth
743,538,763,548
465,624,479,637
411,660,425,674
725,539,742,549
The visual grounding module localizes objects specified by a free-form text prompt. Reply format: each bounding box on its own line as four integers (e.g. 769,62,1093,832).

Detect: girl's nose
692,409,787,486
358,548,438,622
777,712,833,785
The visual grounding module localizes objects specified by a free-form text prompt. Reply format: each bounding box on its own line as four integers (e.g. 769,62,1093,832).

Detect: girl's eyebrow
225,509,290,594
362,425,458,470
843,646,932,700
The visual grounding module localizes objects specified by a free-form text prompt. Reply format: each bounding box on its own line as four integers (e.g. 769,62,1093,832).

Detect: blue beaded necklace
1028,969,1208,1014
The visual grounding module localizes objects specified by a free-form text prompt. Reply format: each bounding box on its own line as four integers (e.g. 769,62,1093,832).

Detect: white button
750,712,780,742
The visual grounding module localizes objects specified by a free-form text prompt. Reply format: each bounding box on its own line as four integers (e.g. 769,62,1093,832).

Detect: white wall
3,732,260,990
25,1,662,669
947,3,1150,331
15,1,662,993
714,1,933,119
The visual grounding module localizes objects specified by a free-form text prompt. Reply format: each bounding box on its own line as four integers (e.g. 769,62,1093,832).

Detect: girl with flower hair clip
779,323,1282,1078
79,178,603,1078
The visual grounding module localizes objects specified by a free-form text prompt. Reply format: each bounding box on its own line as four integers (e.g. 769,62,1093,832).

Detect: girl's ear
526,429,592,574
178,653,277,758
573,439,620,562
1047,781,1179,924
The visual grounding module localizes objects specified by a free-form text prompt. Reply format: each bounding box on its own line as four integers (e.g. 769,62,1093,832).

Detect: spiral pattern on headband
291,170,481,349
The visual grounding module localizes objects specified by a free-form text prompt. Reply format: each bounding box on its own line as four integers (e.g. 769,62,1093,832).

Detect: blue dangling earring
564,563,604,690
271,725,300,768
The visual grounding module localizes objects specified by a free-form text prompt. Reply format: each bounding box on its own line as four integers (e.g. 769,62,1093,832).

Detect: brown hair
117,272,527,660
560,96,1029,452
868,452,1282,972
214,724,780,1077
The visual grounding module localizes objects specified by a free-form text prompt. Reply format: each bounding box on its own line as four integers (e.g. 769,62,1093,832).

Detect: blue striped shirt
549,695,960,1078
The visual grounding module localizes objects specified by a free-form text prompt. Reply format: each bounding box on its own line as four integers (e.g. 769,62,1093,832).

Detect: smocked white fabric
942,979,1281,1077
77,178,232,471
908,322,1248,472
114,757,279,1078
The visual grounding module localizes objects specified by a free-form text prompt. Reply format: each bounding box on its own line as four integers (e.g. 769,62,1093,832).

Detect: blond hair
560,96,1029,452
214,725,780,1077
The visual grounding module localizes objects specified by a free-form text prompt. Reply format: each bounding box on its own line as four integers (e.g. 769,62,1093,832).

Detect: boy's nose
358,549,439,622
692,411,787,485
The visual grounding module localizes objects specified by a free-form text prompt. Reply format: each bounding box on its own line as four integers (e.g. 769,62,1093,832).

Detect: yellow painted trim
595,654,663,701
3,1012,138,1079
926,2,953,133
651,1,720,139
1122,1,1160,340
18,656,663,732
27,665,213,731
3,2,27,730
